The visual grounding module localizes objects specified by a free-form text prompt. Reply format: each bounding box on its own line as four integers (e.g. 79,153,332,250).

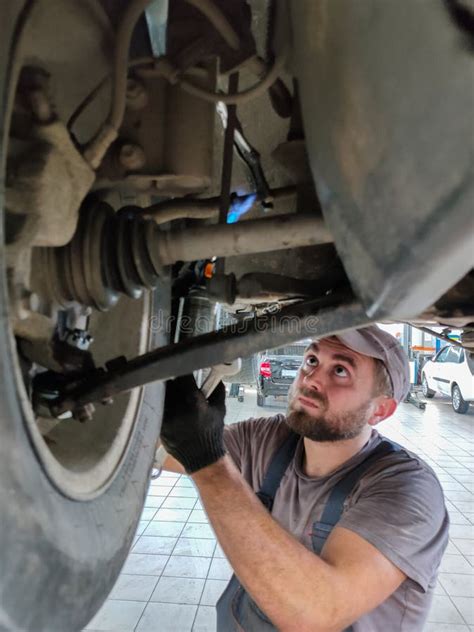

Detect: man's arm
192,455,406,632
162,452,185,474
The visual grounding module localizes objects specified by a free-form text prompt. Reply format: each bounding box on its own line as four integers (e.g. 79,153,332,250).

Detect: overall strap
256,431,300,511
311,439,402,554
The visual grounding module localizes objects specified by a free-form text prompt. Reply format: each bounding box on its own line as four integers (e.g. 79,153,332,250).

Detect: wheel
452,384,470,414
0,5,171,629
422,375,435,398
257,392,266,406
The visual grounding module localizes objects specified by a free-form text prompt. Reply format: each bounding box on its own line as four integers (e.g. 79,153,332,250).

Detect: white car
422,346,474,414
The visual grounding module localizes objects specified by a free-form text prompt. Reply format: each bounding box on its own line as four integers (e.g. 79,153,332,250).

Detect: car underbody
4,0,474,422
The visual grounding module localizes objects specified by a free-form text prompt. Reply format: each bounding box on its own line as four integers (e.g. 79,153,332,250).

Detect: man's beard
286,386,372,442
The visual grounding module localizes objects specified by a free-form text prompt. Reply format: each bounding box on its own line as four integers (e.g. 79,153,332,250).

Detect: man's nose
302,365,324,391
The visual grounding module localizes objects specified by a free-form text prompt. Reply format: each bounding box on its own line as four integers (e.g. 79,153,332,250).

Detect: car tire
257,392,266,407
0,7,171,628
452,384,470,414
422,375,435,398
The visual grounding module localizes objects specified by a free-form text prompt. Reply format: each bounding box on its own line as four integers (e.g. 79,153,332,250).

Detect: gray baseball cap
331,326,410,403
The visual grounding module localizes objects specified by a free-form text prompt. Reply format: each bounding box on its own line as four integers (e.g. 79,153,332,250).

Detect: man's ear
368,397,397,426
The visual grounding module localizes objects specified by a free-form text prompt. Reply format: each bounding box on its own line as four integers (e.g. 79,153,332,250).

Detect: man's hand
160,374,226,474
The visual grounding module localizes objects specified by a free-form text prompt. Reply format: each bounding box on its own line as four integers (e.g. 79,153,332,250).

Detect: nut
118,143,146,171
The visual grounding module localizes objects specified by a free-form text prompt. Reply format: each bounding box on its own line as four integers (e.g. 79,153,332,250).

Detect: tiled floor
85,387,474,631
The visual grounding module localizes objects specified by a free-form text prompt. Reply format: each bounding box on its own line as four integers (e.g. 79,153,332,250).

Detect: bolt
118,143,147,171
126,78,148,110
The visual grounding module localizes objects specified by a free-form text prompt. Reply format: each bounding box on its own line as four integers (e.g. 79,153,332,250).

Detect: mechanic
161,326,449,631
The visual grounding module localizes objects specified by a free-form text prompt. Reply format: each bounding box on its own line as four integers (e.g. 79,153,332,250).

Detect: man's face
286,337,379,442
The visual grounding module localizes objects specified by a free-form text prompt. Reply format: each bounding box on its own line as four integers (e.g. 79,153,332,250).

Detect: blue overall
216,431,400,631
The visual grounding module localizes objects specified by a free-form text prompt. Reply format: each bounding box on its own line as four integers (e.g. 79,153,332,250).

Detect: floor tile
163,555,212,579
181,523,215,539
192,605,216,632
207,558,233,581
133,536,178,556
446,492,474,502
200,579,228,606
154,507,193,522
155,473,180,481
173,537,217,558
439,573,474,598
453,539,474,556
427,595,466,624
136,602,197,632
188,509,209,523
453,502,474,513
85,600,145,631
147,486,174,497
144,496,165,509
440,555,474,574
140,508,157,522
122,553,169,576
452,597,474,625
214,543,226,558
450,513,472,526
109,574,159,602
434,581,447,596
148,478,178,491
151,576,205,605
174,478,195,488
143,521,185,538
450,526,474,540
169,487,199,498
443,481,470,491
447,541,463,554
134,521,148,537
424,624,469,631
161,496,197,510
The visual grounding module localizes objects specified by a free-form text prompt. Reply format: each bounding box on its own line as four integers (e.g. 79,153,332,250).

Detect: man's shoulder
364,435,444,497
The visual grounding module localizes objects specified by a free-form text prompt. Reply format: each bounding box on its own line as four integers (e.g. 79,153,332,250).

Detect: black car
256,341,310,406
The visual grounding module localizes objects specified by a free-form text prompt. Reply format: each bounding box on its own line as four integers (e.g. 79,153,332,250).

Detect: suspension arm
51,297,372,416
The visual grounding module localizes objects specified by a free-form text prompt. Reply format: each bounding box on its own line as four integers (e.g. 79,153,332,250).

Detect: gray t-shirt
223,415,449,632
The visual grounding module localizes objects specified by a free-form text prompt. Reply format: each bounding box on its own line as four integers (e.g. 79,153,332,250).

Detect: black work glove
160,374,227,474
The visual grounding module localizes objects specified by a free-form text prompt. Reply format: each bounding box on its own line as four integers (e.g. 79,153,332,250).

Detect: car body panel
423,346,474,401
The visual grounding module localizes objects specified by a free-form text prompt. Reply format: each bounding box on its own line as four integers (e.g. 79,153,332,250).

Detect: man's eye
305,356,318,367
334,366,349,377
